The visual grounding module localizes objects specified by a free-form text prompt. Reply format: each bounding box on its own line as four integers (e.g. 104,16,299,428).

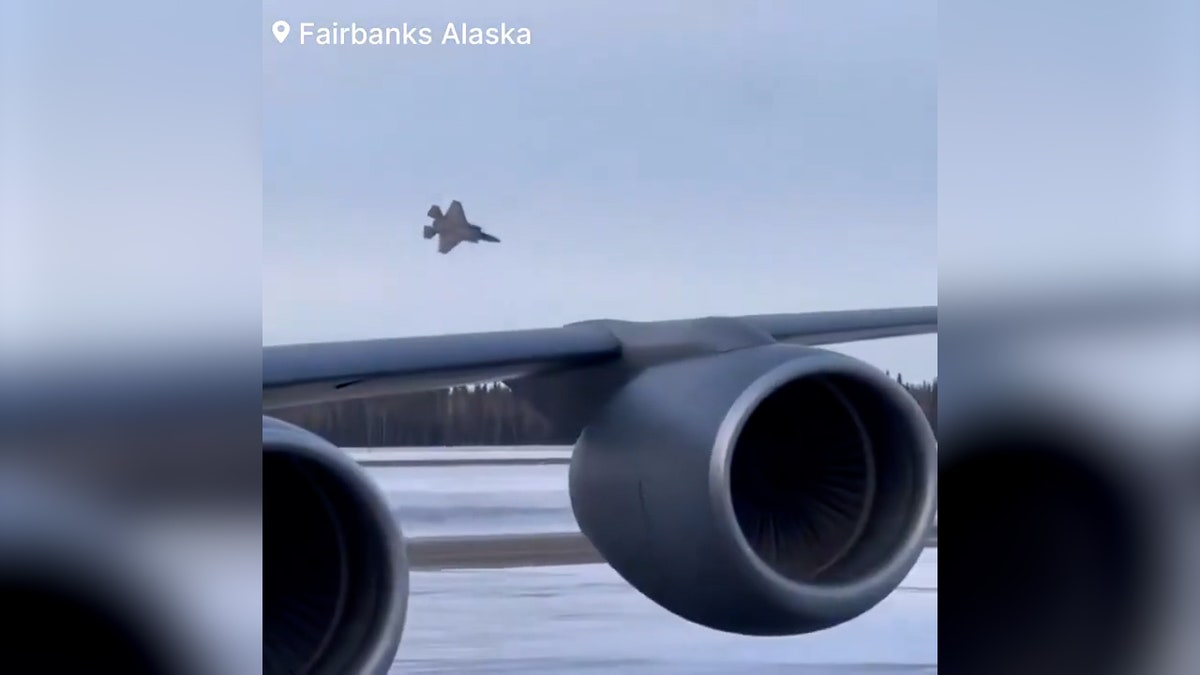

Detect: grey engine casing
569,344,937,635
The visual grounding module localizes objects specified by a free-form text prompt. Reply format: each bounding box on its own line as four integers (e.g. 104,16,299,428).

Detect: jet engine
570,344,937,635
263,416,409,675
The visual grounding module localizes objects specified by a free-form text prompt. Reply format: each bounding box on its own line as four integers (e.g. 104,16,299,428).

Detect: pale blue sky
262,0,938,379
940,0,1199,293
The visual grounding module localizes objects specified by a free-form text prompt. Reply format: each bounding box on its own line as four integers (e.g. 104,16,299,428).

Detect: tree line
273,376,936,447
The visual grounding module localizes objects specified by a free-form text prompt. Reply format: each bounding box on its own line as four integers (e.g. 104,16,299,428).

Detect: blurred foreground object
939,283,1200,675
0,468,208,674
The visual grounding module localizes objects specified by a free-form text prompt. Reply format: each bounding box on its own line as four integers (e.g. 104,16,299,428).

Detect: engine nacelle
263,416,409,675
570,344,937,636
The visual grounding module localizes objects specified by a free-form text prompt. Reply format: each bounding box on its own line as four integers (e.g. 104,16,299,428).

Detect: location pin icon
272,20,291,44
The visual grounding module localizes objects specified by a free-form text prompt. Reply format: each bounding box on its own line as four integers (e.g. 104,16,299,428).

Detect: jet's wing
263,306,935,409
437,233,462,254
445,200,467,226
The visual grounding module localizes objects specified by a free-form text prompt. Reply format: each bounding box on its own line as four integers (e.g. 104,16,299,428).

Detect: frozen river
360,446,937,674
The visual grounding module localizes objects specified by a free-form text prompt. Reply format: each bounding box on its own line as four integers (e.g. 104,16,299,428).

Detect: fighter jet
423,200,500,254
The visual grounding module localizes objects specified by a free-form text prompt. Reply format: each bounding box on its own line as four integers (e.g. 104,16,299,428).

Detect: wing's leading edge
263,307,936,409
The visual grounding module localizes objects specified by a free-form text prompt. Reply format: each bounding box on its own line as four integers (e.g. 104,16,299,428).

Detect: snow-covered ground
396,551,937,674
365,447,576,537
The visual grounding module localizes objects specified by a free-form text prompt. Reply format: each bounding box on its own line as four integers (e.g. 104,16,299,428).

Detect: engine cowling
263,416,408,675
569,344,937,635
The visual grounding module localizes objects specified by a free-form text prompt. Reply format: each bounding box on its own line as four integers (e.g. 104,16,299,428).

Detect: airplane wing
262,306,935,409
437,233,461,254
445,200,467,225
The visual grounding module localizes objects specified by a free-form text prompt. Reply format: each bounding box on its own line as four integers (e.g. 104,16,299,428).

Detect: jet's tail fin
423,225,436,239
479,232,500,243
427,205,444,220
